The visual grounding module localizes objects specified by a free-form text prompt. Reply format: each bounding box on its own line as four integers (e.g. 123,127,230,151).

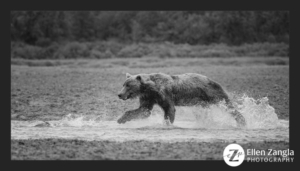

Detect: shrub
199,49,236,57
90,49,114,59
41,43,60,59
54,42,90,59
12,45,44,59
104,40,125,55
35,38,53,47
10,41,289,59
117,44,151,58
232,43,289,57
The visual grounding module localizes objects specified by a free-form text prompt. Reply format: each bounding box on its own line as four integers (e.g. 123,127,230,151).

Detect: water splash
55,114,101,127
237,95,281,129
11,94,289,142
40,94,284,129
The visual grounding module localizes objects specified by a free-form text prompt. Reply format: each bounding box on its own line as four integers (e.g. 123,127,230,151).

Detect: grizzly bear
117,73,246,127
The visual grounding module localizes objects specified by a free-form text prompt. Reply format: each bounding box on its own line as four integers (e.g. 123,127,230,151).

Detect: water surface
11,95,289,143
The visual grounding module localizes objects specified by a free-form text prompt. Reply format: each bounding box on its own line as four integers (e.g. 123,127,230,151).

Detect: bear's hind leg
230,110,246,128
225,99,246,127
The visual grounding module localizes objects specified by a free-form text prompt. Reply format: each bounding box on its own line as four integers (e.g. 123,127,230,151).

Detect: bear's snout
118,93,127,100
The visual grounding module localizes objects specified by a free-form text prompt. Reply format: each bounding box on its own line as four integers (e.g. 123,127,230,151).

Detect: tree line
11,11,289,46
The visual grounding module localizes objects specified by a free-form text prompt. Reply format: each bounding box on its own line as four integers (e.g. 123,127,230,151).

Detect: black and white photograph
10,11,291,163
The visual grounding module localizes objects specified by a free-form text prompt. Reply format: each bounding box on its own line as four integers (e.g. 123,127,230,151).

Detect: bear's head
118,73,144,100
118,73,165,101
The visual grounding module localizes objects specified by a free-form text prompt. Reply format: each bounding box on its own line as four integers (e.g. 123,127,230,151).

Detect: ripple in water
11,95,289,143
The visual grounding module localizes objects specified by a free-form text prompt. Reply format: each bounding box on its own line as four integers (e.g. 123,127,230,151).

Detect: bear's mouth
127,93,133,99
120,93,132,100
126,93,138,100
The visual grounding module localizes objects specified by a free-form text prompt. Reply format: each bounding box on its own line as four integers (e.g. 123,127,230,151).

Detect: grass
11,139,289,160
11,57,289,121
11,56,289,68
11,41,289,59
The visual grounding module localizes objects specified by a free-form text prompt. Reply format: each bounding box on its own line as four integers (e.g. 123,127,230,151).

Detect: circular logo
223,144,245,167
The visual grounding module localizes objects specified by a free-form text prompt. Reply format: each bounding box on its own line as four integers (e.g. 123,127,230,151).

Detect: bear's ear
126,73,132,79
137,75,147,84
137,75,154,85
136,75,148,84
136,75,142,81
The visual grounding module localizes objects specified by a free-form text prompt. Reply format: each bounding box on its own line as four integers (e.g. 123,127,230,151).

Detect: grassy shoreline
11,139,289,160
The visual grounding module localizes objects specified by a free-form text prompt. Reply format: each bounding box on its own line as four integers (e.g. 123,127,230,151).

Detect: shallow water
11,95,289,143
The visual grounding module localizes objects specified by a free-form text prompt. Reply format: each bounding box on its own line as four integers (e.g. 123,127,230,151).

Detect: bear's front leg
117,108,151,124
159,101,176,124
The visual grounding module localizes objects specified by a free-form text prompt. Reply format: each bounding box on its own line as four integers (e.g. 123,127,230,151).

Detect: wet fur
117,73,246,127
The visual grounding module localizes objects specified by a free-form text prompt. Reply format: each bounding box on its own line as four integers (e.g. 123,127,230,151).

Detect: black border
4,0,298,170
8,0,292,11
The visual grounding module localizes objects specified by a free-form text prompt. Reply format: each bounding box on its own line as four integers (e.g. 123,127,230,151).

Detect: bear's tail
225,98,247,128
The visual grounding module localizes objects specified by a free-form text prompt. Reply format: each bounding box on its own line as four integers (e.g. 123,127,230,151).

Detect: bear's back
147,73,228,106
172,73,210,87
147,72,210,88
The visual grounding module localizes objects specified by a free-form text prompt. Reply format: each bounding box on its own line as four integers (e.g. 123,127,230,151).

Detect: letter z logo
223,144,245,167
229,149,239,162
